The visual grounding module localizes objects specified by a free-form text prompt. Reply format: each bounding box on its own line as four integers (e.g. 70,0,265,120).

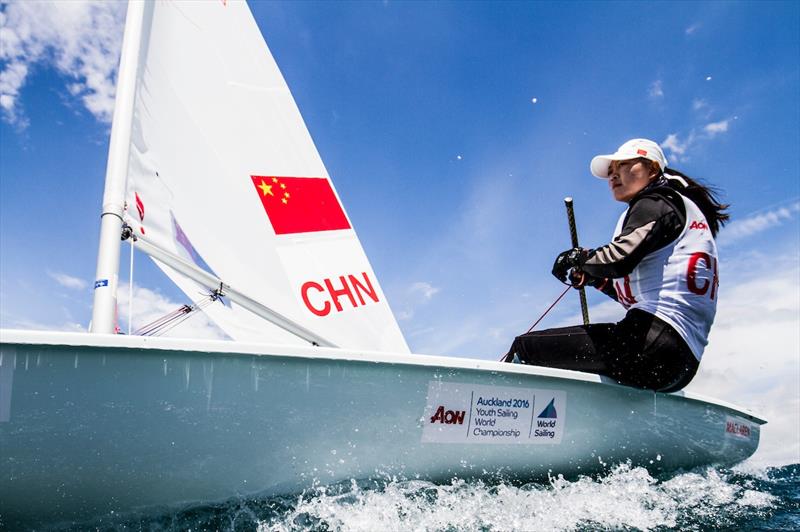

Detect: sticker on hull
421,381,566,444
725,415,753,439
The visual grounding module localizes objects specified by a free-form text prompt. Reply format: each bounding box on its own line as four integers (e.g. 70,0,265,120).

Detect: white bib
611,194,718,360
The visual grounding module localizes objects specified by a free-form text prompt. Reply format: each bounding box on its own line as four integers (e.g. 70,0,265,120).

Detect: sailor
504,138,729,392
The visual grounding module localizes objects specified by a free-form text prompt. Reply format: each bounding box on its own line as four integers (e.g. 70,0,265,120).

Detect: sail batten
123,0,409,353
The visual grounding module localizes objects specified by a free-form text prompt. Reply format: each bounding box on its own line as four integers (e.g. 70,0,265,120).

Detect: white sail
123,0,409,353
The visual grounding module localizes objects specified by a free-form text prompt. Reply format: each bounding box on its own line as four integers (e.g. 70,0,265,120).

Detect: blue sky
1,1,798,464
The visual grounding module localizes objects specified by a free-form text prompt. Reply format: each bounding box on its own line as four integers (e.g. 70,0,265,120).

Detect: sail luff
90,0,147,334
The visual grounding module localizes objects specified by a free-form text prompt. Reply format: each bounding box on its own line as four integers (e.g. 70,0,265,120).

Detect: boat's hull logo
725,416,753,439
422,382,566,444
538,398,557,419
429,406,466,425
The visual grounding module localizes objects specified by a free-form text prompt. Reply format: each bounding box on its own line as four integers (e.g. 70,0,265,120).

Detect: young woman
504,138,730,392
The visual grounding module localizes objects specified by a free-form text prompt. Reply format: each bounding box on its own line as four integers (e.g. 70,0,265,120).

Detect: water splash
59,464,797,531
257,463,783,532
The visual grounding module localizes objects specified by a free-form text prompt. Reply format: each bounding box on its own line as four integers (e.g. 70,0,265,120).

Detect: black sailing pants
503,309,699,393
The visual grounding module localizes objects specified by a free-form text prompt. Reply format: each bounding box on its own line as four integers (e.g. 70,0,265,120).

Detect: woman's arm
580,187,686,279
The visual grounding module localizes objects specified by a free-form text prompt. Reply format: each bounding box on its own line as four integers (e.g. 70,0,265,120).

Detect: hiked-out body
506,138,728,392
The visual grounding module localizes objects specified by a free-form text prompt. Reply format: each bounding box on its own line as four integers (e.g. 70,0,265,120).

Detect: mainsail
121,0,409,353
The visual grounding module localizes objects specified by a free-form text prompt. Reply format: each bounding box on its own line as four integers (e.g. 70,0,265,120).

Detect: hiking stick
564,197,590,325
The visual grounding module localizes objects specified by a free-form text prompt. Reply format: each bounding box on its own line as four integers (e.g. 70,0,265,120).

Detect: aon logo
689,220,709,230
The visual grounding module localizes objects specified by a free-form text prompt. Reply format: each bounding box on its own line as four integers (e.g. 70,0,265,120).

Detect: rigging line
141,318,180,337
497,286,572,362
143,290,222,337
525,286,572,334
150,306,200,337
154,306,206,336
134,306,189,336
141,307,187,330
159,303,213,334
152,313,192,337
144,307,191,335
128,237,134,335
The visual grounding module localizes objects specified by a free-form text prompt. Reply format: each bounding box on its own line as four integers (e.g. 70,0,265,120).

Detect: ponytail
663,168,730,238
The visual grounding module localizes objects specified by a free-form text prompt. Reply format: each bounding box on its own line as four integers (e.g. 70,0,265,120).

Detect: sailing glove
569,269,611,290
551,247,587,284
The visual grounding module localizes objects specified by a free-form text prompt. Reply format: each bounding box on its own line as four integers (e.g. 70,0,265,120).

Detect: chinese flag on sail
251,175,352,235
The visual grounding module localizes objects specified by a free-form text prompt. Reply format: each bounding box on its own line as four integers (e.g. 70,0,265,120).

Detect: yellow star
284,192,290,198
282,197,288,204
280,183,287,189
258,180,273,196
272,177,278,183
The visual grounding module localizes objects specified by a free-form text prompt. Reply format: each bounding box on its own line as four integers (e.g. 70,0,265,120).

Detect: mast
90,1,146,334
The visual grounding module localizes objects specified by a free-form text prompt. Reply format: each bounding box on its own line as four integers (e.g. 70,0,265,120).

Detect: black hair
663,167,730,238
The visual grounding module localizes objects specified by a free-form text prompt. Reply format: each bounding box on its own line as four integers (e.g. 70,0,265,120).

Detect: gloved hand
567,269,609,289
551,247,587,284
568,269,588,288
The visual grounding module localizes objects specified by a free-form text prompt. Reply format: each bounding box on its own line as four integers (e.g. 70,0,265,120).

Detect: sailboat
0,0,765,526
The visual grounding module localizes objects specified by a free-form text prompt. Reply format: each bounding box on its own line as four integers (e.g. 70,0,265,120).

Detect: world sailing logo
533,398,558,439
537,398,557,419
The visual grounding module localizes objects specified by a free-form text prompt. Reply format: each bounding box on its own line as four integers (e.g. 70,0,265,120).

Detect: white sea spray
257,463,779,532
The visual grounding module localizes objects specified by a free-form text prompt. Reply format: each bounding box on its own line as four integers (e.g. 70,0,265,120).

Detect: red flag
251,175,351,235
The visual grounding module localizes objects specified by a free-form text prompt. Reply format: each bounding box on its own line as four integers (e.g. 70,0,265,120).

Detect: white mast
90,1,146,334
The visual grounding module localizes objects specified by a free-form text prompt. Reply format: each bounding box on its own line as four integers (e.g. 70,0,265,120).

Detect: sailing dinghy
0,0,765,525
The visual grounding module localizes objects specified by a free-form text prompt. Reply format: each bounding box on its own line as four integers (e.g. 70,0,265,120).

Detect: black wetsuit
505,182,700,392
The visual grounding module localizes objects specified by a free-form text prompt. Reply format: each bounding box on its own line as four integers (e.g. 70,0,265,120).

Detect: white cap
590,138,668,178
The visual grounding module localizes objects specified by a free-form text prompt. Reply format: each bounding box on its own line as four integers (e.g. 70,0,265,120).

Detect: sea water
56,463,798,531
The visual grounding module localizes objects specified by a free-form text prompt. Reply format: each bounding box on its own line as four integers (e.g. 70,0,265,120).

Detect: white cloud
685,23,701,35
0,0,125,125
396,282,441,322
692,99,708,112
0,61,28,122
648,80,664,99
661,132,693,161
48,271,88,290
662,118,733,162
409,281,440,301
703,119,729,137
719,201,800,246
395,309,414,321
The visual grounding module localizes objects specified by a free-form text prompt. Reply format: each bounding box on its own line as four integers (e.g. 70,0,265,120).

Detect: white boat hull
0,330,764,526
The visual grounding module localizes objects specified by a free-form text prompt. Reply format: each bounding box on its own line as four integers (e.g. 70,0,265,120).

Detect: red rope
525,285,572,334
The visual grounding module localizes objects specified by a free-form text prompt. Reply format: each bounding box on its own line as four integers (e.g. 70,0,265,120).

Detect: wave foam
258,463,778,532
